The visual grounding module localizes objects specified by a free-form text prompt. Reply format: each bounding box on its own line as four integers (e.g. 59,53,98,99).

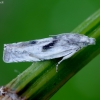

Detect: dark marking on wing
20,41,37,47
29,40,37,44
42,39,57,50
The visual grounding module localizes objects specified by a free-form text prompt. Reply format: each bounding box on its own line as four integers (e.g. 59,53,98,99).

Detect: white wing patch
3,33,95,71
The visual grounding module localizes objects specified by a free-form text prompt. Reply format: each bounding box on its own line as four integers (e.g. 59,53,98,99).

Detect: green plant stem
6,9,100,100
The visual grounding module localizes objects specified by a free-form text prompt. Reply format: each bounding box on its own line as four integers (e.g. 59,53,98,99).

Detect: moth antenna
49,33,68,37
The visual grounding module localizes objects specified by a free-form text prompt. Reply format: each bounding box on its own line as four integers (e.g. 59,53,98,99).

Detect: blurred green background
0,0,100,100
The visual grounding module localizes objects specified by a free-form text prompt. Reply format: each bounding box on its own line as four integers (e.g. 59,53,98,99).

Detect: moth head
80,36,95,47
88,38,96,45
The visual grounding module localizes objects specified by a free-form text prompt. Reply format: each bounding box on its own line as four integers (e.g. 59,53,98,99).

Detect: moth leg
56,51,77,72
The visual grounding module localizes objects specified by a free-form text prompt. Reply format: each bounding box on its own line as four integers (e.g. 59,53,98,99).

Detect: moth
3,33,95,71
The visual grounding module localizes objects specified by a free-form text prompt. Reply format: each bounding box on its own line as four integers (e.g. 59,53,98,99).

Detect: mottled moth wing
3,37,54,63
3,33,95,68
